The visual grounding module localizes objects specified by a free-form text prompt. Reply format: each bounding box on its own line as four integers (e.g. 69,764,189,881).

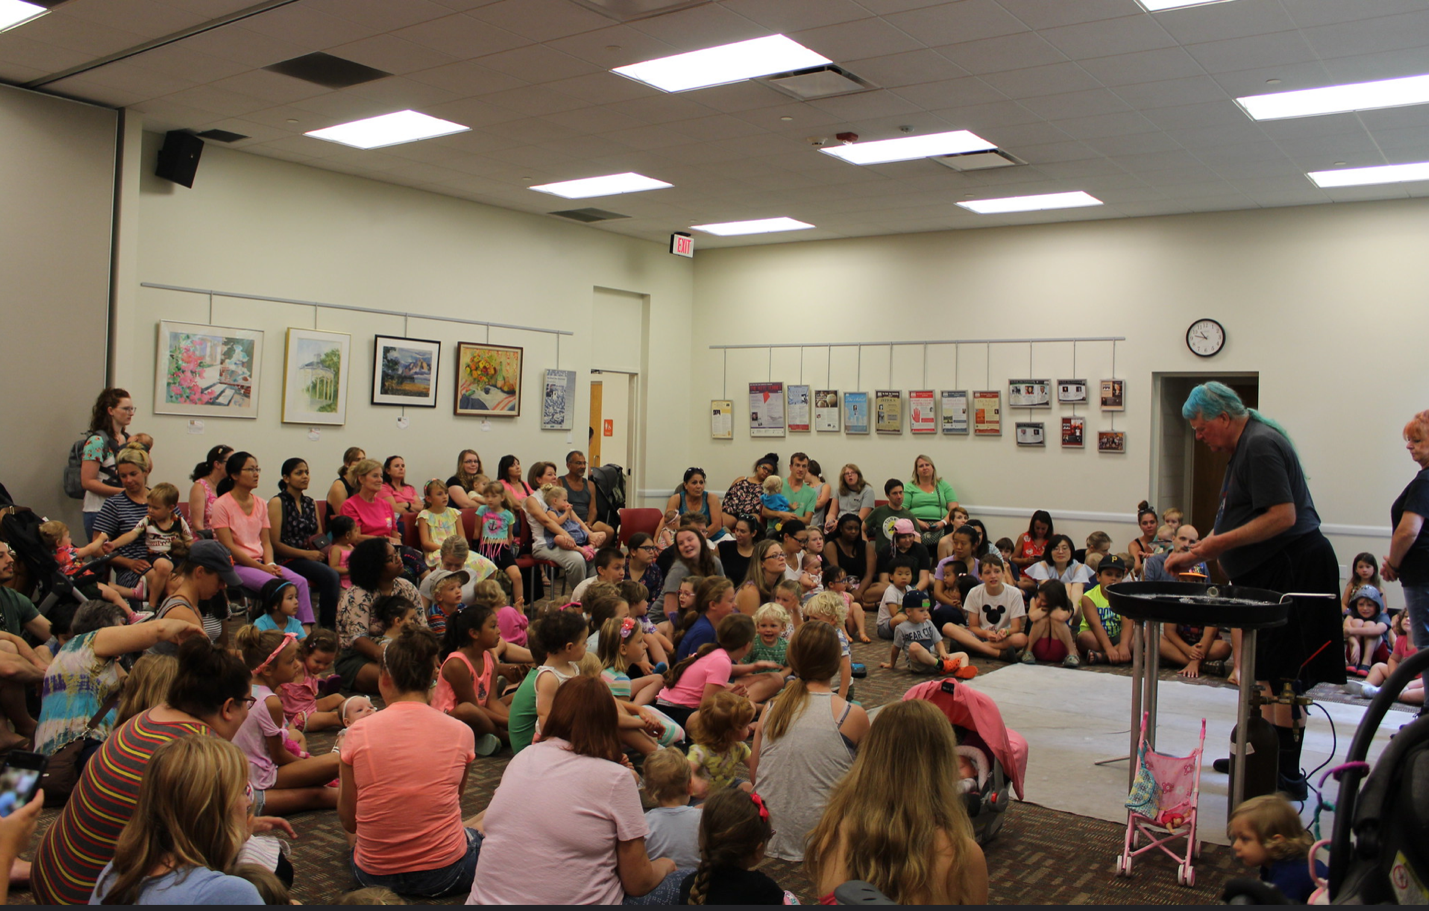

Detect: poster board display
710,399,733,440
941,390,968,435
1008,379,1051,408
909,389,936,433
787,385,810,432
1057,379,1087,404
1015,422,1045,446
844,392,869,434
1100,379,1125,411
749,382,785,437
874,390,902,433
973,391,1001,436
1061,416,1085,448
814,390,840,432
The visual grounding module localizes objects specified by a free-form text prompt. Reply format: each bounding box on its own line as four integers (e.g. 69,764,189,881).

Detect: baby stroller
1118,711,1205,887
904,678,1027,845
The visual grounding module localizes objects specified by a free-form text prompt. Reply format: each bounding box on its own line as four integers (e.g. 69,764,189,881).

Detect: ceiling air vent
568,0,711,22
549,208,630,223
264,53,391,90
933,149,1024,172
196,129,248,143
758,65,872,101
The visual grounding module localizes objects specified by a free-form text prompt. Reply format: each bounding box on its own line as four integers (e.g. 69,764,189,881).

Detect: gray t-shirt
644,806,701,869
662,556,726,598
835,486,876,522
1215,419,1321,580
561,475,593,523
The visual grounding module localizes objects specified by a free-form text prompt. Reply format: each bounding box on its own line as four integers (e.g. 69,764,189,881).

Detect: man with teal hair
1167,382,1341,800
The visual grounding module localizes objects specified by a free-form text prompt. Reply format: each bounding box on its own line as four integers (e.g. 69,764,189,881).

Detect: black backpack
63,430,116,500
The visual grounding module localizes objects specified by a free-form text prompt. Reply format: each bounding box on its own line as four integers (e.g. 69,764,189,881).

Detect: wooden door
588,381,603,466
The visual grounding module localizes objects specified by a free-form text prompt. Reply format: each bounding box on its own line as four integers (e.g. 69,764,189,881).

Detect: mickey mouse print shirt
966,583,1026,633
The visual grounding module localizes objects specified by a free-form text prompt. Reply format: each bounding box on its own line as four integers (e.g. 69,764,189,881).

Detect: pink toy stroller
904,678,1028,845
1117,712,1205,887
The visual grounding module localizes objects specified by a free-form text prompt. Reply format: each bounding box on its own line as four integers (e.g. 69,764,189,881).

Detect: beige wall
0,85,116,525
112,126,693,513
690,199,1429,599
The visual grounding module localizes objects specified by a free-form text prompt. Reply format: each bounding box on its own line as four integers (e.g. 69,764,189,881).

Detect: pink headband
254,632,297,674
620,616,638,639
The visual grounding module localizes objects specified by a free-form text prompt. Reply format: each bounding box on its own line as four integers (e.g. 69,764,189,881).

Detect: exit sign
670,232,694,257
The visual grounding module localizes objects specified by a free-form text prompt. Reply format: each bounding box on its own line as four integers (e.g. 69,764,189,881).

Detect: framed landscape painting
282,328,351,425
455,342,522,417
372,335,440,408
154,321,263,419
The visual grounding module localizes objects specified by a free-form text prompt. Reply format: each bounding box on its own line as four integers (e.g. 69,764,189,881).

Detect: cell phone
0,752,46,817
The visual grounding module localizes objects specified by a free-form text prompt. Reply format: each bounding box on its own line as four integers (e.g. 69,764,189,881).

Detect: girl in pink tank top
431,603,508,756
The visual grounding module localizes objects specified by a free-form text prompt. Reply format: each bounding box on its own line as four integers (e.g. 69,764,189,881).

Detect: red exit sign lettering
670,233,694,257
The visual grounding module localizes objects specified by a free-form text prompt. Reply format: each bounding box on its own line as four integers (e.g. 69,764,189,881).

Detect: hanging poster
455,342,522,417
710,399,734,440
1009,379,1051,408
1015,422,1045,446
749,382,785,437
875,390,902,433
542,369,576,430
941,390,969,435
154,321,263,419
844,392,869,435
1098,430,1127,453
1100,379,1126,411
909,390,936,434
1058,379,1087,404
372,335,440,408
282,328,351,426
973,390,1001,436
787,385,811,432
1061,416,1085,448
814,390,840,432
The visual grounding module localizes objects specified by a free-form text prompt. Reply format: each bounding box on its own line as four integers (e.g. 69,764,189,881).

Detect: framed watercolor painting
154,321,263,419
282,328,351,425
372,335,440,408
455,342,522,417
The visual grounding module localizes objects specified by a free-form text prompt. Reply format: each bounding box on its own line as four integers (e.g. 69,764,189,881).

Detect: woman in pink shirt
340,626,482,898
466,676,680,905
655,613,768,732
341,460,400,545
379,455,419,520
210,451,314,624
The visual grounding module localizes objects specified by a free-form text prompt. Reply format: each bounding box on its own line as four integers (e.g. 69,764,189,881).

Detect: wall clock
1186,318,1225,358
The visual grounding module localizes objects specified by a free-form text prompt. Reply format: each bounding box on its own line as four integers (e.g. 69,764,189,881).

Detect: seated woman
466,676,682,905
269,458,341,630
341,459,401,546
827,463,876,534
446,449,489,511
905,455,960,547
805,699,988,904
335,539,423,694
1019,534,1093,602
524,461,595,594
326,447,366,521
720,454,777,533
663,528,724,624
150,540,239,652
187,445,233,534
665,468,726,543
496,454,533,513
89,443,156,595
91,735,266,904
341,626,483,898
378,455,419,522
210,451,315,626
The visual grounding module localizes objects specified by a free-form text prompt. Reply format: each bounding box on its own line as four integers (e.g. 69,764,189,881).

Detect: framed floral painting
455,342,523,417
154,321,263,418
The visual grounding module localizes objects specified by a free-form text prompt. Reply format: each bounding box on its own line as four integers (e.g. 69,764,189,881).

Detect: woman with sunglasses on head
665,467,726,543
335,538,423,695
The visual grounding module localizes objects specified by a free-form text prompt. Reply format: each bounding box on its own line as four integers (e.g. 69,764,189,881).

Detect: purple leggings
232,564,314,624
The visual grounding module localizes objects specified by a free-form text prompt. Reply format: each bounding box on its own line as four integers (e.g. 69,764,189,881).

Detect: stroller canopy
904,679,1028,799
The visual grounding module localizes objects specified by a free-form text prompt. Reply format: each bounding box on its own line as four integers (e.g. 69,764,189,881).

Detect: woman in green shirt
905,455,959,546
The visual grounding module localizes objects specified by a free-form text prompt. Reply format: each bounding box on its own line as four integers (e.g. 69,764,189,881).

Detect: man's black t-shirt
1215,419,1320,579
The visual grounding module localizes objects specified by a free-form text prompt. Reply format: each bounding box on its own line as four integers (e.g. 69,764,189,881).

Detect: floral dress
723,477,763,524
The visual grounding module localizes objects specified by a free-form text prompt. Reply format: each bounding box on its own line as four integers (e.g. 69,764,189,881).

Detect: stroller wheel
1114,855,1130,877
1176,863,1194,887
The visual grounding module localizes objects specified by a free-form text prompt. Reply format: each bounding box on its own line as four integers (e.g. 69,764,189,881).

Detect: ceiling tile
1140,100,1249,130
547,71,663,104
978,61,1101,98
1284,0,1425,29
808,88,925,121
792,18,925,61
1075,46,1205,88
151,83,272,117
972,119,1069,146
627,3,770,52
1184,30,1319,74
992,0,1137,30
1110,74,1226,109
888,75,1007,109
171,25,310,68
842,48,967,86
1162,120,1267,149
422,96,527,128
602,123,697,150
723,0,871,32
1301,10,1429,59
468,0,616,42
12,12,149,58
404,59,527,95
853,0,952,14
1084,129,1182,157
475,45,602,84
1317,46,1429,84
324,34,457,76
392,14,529,60
1361,106,1429,130
884,0,1032,46
1013,139,1100,163
682,81,788,114
60,0,207,38
1151,0,1300,45
538,105,648,134
936,31,1068,75
923,99,1042,130
481,84,596,116
302,0,452,31
1038,14,1177,61
602,93,719,124
0,34,91,75
543,24,678,68
1207,61,1335,98
241,6,380,49
1022,88,1132,120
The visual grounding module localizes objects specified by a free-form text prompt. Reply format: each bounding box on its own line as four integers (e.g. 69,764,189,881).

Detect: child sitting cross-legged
1160,620,1231,679
505,617,548,756
432,601,510,756
440,578,532,666
1079,555,1132,665
1344,585,1390,678
688,689,755,796
882,589,976,677
596,616,686,751
803,592,854,698
250,578,307,637
619,580,671,671
876,557,915,640
422,568,468,636
679,788,788,905
750,602,791,678
277,628,345,733
824,565,868,643
642,746,702,870
581,580,629,655
1346,609,1422,704
959,555,1028,661
1021,580,1081,668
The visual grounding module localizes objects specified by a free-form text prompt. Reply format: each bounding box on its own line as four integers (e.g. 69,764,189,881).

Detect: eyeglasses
638,545,659,552
116,406,136,413
793,536,809,545
242,466,262,473
764,552,786,561
236,695,258,709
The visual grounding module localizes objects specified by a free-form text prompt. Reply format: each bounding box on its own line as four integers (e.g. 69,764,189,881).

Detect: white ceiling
5,0,1429,247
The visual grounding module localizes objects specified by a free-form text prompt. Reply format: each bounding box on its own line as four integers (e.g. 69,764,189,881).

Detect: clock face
1186,319,1225,357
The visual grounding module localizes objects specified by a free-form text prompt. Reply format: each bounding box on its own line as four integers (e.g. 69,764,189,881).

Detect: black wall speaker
155,131,204,188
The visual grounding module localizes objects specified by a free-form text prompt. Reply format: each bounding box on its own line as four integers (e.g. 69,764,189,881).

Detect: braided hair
686,788,773,905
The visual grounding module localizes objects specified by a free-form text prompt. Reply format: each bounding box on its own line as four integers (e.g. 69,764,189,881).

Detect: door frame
590,368,640,500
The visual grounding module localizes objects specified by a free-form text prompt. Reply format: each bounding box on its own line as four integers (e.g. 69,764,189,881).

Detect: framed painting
455,342,523,417
543,369,576,430
372,335,440,408
154,320,263,419
282,329,351,425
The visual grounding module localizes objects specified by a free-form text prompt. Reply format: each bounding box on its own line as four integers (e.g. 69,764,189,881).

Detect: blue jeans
351,827,481,898
1402,584,1429,693
622,867,693,905
284,557,341,629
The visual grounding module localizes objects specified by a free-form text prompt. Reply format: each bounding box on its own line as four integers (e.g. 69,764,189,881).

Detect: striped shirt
31,710,208,905
92,493,151,587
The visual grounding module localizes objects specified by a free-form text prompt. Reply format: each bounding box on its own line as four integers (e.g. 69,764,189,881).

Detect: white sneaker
1063,653,1081,668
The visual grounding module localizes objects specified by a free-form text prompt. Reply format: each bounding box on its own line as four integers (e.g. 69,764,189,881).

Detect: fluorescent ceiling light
0,0,47,33
820,129,997,166
1237,73,1429,121
957,191,1103,215
529,172,672,199
1137,0,1239,11
612,34,831,93
1308,161,1429,189
690,217,814,236
305,110,468,149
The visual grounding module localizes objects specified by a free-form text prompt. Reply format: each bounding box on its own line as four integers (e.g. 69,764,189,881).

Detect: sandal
1086,650,1106,665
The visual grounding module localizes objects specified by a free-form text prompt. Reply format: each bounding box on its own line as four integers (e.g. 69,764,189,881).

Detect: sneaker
1360,683,1381,698
128,610,154,625
475,733,502,757
954,664,979,680
1354,665,1371,678
1063,654,1081,668
1344,680,1366,697
850,662,867,679
1020,649,1037,665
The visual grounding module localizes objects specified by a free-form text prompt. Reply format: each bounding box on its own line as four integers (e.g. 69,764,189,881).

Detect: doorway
1152,373,1259,582
589,370,637,491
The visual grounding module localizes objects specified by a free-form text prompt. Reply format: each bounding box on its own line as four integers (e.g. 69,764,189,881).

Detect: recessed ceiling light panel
1137,0,1240,10
1307,161,1429,188
0,0,47,33
530,172,672,199
1237,73,1429,121
612,35,831,93
305,111,468,150
690,217,814,236
820,130,997,165
957,191,1103,214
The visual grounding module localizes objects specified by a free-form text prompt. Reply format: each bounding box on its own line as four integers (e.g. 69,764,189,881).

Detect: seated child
773,579,803,633
330,695,377,754
961,555,1027,661
278,629,345,732
800,552,825,597
466,579,533,666
101,482,192,608
678,789,787,905
1228,794,1326,904
1345,585,1390,678
581,581,629,652
881,590,974,676
824,565,868,643
876,558,915,640
37,519,136,611
803,592,853,698
760,475,791,516
432,602,509,756
251,577,307,637
619,580,670,669
1082,531,1113,565
1022,579,1080,668
572,548,626,604
1161,508,1183,539
1346,609,1422,704
532,610,593,736
995,537,1021,585
539,484,600,561
687,689,754,795
328,516,358,590
474,481,524,607
1161,621,1231,679
422,568,469,636
372,595,419,647
653,509,679,552
598,616,665,707
750,602,791,678
642,747,702,870
1079,555,1132,664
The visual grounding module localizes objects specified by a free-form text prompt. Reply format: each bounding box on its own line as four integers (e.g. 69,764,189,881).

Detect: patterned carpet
14,611,1387,906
